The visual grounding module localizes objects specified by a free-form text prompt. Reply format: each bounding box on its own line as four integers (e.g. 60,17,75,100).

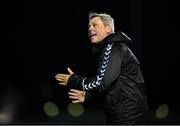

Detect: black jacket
67,31,149,124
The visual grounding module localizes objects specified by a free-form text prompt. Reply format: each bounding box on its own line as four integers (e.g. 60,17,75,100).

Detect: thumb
67,67,74,75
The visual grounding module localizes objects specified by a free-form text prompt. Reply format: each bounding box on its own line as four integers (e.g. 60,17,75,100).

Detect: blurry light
0,113,8,123
0,89,17,124
0,112,12,124
43,101,59,117
155,104,169,119
67,103,84,117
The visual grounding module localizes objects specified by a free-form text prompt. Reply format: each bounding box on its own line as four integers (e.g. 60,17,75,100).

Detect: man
55,12,149,124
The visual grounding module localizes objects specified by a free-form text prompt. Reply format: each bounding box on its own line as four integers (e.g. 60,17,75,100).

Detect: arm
67,43,123,92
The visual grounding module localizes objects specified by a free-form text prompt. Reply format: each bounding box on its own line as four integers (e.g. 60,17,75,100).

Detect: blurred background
0,0,179,124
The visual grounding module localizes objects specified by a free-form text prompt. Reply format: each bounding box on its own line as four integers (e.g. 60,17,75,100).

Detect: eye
88,23,97,29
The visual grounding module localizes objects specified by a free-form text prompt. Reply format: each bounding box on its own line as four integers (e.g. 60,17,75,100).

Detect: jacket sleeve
67,43,123,92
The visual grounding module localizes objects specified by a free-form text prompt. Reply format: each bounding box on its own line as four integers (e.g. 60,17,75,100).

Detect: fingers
59,82,66,85
67,67,74,75
72,100,81,103
55,67,74,84
55,74,68,78
70,89,86,97
68,89,85,103
55,74,70,86
69,89,81,94
56,76,66,83
69,95,79,99
68,91,80,99
68,90,80,100
69,93,82,103
68,92,78,96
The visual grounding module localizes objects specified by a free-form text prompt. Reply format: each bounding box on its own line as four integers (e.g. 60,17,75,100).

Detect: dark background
1,0,179,124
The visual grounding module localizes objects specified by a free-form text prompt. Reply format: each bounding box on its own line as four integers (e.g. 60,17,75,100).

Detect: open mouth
89,32,97,38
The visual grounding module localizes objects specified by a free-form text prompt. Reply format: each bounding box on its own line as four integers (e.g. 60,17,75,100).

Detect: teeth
89,33,96,37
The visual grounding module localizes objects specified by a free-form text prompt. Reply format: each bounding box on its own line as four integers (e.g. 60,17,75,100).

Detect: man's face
88,17,111,44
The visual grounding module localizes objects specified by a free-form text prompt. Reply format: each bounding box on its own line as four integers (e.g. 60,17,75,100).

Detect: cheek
99,31,107,38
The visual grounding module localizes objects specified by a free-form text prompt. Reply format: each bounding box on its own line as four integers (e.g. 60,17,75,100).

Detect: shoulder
111,42,128,53
111,42,139,63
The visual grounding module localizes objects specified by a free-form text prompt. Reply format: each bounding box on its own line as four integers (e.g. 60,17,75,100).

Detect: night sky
1,0,179,124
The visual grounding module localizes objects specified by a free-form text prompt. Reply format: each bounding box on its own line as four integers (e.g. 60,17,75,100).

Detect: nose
88,25,93,31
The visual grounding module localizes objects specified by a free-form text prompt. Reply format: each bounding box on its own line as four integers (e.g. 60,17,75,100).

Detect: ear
106,25,112,34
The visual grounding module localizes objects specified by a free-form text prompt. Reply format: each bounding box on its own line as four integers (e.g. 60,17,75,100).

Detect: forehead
89,17,103,24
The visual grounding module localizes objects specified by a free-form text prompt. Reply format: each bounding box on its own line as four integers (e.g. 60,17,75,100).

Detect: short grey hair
89,12,115,33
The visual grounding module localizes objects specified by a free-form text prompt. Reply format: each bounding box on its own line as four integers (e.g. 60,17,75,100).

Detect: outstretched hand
55,67,74,86
68,89,86,103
